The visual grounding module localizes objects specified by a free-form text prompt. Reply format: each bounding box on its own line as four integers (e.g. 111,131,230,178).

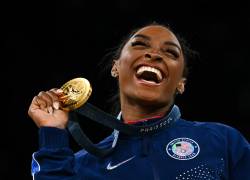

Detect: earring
176,88,184,95
111,69,118,77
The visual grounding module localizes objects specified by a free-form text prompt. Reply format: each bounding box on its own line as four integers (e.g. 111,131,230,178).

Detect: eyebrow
133,34,182,52
133,34,151,40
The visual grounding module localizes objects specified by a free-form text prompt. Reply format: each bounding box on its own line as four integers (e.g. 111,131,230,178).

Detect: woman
28,24,250,180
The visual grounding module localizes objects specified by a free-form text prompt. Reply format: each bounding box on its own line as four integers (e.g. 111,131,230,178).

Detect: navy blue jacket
31,105,250,180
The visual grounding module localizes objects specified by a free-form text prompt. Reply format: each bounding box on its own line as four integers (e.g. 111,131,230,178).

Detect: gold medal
60,78,92,111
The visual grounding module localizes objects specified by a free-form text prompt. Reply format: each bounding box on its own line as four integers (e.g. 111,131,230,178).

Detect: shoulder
193,120,237,134
178,119,249,144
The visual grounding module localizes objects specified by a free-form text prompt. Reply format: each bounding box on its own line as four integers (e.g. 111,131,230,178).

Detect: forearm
32,127,77,179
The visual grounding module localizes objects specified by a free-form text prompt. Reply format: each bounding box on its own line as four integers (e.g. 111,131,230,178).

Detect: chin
133,92,169,107
121,85,173,107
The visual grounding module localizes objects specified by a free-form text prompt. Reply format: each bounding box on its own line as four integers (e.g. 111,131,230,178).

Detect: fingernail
56,89,64,93
48,106,53,114
53,101,59,110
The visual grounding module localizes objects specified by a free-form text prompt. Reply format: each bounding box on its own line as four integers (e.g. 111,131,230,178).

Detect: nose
144,52,163,61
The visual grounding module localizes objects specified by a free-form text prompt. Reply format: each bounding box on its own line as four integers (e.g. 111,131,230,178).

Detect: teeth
136,66,163,81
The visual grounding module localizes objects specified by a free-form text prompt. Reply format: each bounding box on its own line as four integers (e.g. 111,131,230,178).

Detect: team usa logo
166,137,200,160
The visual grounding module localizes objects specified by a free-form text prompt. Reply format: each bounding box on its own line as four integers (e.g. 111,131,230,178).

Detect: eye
131,41,148,47
163,48,179,59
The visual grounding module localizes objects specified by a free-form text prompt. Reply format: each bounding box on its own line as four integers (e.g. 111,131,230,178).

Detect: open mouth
135,65,164,84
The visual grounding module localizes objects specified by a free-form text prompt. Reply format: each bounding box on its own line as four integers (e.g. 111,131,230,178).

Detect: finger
50,88,70,107
50,88,64,95
28,96,40,115
50,88,66,103
47,106,54,114
46,91,63,110
46,90,61,101
58,94,70,101
29,96,47,112
37,91,54,107
46,90,60,101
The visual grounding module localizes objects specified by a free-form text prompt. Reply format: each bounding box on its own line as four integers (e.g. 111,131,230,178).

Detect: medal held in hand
60,78,92,111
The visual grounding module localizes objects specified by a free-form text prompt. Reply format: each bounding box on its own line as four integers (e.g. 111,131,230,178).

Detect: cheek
118,61,131,79
117,61,132,86
119,49,133,63
168,60,185,78
164,61,184,93
117,51,137,76
118,46,142,67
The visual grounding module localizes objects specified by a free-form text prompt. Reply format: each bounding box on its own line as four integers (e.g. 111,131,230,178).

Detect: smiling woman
28,23,250,180
111,25,186,122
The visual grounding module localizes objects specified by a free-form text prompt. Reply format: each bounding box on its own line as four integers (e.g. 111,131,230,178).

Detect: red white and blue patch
166,137,200,160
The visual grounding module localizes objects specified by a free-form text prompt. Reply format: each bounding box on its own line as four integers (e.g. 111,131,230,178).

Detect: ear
177,78,186,94
111,60,119,78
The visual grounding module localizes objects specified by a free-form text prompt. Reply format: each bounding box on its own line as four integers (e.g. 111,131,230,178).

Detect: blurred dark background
3,0,250,179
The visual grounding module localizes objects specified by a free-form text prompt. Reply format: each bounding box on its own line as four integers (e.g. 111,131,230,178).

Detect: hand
28,88,69,129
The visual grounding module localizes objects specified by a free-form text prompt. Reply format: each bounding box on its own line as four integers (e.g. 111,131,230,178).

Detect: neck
120,98,173,124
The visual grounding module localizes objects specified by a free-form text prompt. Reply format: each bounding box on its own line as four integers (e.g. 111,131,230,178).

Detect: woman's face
113,25,185,108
